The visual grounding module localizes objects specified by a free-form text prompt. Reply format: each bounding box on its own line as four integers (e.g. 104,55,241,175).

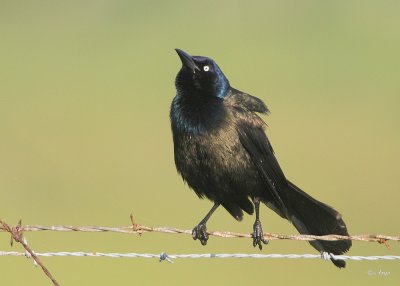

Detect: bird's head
175,49,230,99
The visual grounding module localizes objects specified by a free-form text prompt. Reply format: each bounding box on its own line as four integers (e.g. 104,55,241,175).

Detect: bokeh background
1,1,399,285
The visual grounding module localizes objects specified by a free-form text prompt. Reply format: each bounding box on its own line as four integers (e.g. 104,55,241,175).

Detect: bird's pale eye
203,65,210,72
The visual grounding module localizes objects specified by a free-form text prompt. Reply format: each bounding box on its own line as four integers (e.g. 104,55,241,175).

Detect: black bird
170,49,351,268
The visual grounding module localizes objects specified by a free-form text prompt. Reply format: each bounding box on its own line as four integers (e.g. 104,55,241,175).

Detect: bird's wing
226,89,288,214
226,88,269,114
236,122,288,214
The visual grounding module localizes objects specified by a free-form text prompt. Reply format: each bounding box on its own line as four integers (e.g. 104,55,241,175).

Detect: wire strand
2,224,398,244
1,251,399,262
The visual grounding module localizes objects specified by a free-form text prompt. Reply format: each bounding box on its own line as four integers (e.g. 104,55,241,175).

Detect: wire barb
159,252,173,263
0,219,60,286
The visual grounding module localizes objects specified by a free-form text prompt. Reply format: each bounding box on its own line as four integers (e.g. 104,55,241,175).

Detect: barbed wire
1,251,400,262
2,221,399,245
1,216,399,286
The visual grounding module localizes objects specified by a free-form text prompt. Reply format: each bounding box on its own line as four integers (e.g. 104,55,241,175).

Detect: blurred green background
1,0,399,285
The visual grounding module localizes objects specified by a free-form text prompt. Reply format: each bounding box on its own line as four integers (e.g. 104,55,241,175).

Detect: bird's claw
252,220,268,250
192,223,208,245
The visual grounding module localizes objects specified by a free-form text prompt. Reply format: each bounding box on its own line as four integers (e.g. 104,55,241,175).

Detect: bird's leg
192,203,220,246
252,197,268,250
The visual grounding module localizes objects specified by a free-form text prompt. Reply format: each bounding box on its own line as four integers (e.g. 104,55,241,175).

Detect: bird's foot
252,220,268,250
192,222,209,246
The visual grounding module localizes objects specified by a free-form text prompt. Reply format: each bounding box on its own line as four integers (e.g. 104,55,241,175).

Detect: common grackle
170,49,351,268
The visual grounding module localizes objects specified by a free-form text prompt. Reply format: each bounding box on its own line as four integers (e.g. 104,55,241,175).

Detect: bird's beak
175,49,200,73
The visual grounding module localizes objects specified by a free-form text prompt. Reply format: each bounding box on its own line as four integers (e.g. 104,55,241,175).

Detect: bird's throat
172,94,226,134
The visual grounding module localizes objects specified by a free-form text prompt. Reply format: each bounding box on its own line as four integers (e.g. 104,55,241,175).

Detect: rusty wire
4,224,398,245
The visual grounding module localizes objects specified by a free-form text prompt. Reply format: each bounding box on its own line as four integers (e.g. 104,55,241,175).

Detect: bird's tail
284,181,351,268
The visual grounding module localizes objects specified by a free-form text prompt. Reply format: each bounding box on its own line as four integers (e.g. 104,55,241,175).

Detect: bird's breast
173,119,252,179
